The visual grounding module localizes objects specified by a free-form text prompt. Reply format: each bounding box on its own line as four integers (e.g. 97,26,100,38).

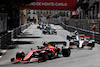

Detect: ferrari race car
38,41,71,57
11,41,70,63
67,31,95,50
42,26,57,35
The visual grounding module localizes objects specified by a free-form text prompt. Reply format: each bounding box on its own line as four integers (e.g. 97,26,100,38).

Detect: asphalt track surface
0,24,100,67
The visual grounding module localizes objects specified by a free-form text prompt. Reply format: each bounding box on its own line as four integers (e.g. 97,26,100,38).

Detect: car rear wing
79,35,90,40
47,41,67,46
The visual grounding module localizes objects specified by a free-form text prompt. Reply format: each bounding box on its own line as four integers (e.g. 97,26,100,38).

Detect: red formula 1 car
11,41,71,63
40,41,71,57
11,49,47,63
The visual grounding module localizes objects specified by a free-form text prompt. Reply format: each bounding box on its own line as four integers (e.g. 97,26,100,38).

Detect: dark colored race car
37,22,46,30
11,41,70,63
67,30,79,41
37,24,45,30
67,31,95,50
42,26,57,35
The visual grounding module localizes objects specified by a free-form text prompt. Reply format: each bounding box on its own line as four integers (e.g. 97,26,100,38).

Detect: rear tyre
62,48,71,57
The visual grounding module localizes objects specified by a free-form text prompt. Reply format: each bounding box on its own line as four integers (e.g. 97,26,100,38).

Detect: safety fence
0,32,11,48
48,17,100,44
0,22,32,49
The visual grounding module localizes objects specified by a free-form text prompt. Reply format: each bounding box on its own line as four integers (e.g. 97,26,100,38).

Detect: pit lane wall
48,17,100,44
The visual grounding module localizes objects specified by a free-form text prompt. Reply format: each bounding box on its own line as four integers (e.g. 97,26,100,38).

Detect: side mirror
37,46,39,49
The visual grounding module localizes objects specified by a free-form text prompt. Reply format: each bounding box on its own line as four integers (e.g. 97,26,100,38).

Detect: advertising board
19,0,77,9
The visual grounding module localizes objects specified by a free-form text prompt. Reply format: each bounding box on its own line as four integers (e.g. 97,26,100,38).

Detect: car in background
42,26,57,35
37,22,46,30
67,31,95,50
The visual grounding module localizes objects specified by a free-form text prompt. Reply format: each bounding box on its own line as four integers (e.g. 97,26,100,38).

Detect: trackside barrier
48,18,100,44
13,22,32,38
0,22,32,49
0,32,12,49
0,35,6,48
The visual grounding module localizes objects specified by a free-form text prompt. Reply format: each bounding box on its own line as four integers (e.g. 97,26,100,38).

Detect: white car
67,31,95,50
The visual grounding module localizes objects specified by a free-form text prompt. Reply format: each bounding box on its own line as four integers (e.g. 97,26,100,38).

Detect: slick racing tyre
88,43,95,50
40,51,48,61
88,40,95,47
92,42,95,47
42,53,48,61
16,51,25,59
62,48,71,57
88,42,95,50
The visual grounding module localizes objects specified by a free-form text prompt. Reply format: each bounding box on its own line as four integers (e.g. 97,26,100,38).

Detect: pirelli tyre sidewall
62,48,71,57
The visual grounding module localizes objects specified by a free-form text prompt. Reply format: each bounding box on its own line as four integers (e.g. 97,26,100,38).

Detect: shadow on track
16,36,41,39
13,41,33,45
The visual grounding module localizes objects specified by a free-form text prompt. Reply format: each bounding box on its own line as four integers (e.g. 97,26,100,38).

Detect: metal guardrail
13,23,32,38
0,22,32,49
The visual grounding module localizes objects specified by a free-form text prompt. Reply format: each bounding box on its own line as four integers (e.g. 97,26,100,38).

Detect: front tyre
55,32,57,35
43,53,48,61
16,51,25,59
